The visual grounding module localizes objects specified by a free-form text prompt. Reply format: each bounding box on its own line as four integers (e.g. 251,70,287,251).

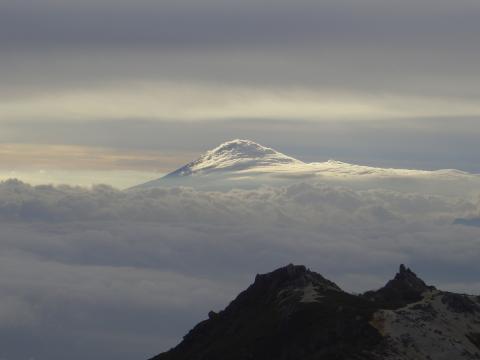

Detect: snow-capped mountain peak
132,139,479,195
165,139,302,177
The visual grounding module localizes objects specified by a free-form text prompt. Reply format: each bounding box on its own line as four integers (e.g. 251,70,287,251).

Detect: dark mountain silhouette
363,264,436,308
149,264,480,360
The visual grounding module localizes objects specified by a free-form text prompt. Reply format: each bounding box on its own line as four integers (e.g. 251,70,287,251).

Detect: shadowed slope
150,264,383,360
149,264,480,360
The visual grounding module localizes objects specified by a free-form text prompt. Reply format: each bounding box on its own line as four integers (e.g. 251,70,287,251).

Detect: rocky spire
364,264,435,307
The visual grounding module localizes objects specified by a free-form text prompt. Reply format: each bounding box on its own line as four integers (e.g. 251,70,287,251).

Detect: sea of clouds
1,178,480,360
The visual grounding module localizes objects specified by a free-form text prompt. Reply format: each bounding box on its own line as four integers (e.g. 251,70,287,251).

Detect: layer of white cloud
4,83,480,122
0,179,480,359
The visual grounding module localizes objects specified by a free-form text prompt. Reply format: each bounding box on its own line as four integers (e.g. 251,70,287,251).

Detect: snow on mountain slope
132,139,480,196
372,290,480,360
164,139,302,177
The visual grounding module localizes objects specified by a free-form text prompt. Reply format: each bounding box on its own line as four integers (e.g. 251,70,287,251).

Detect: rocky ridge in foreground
150,264,480,360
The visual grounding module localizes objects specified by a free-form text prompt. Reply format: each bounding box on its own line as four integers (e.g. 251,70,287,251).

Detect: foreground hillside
150,264,480,360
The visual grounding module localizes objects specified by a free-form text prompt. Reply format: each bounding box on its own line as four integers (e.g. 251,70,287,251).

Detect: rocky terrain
149,264,480,360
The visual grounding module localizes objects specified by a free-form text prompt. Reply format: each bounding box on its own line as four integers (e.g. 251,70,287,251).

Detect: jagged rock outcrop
149,264,480,360
363,264,436,308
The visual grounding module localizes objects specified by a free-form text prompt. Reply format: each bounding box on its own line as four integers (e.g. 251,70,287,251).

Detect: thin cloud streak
0,143,193,171
3,83,480,122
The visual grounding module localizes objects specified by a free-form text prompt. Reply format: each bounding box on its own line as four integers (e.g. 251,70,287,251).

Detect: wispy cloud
4,83,480,123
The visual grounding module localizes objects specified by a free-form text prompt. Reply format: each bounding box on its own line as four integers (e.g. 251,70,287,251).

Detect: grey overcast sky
1,0,480,187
